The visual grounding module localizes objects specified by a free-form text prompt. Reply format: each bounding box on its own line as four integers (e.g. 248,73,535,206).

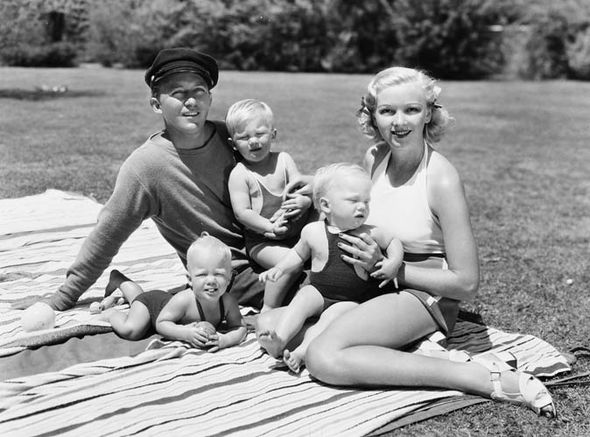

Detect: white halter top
367,143,445,255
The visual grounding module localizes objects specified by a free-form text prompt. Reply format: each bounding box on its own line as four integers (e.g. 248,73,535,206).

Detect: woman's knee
306,336,344,384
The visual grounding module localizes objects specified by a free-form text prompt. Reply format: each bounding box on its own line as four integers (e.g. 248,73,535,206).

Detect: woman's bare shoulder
427,148,463,190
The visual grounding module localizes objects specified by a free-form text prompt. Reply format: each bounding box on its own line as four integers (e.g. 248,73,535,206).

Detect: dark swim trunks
134,289,173,327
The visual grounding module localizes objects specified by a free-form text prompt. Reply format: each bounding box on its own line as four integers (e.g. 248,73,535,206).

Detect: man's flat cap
144,48,219,89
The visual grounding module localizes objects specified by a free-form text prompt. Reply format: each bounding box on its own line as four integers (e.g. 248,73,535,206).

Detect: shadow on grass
0,88,106,101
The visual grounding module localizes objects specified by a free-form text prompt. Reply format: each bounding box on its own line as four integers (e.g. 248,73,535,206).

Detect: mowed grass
1,67,589,436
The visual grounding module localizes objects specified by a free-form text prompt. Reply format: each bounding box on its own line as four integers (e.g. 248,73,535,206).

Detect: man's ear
150,97,161,113
425,107,432,123
227,137,236,149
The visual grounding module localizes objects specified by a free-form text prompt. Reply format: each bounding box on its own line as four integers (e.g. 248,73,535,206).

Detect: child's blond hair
187,232,232,274
312,163,371,210
225,99,274,138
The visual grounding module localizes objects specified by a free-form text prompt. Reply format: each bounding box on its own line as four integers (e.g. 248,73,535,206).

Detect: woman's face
373,81,430,149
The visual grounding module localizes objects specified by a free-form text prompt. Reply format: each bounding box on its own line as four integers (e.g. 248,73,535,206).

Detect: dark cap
144,48,219,89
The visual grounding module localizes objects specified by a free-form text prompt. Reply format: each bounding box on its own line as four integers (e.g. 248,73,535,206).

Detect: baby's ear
271,128,277,139
227,137,236,149
319,197,330,214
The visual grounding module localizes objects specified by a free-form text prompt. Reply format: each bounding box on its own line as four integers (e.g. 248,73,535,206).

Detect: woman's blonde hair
357,67,453,144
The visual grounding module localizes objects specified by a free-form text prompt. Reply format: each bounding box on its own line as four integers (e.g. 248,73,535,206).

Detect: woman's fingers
338,232,366,248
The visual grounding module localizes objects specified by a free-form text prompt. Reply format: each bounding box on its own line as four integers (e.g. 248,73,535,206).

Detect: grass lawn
1,66,589,436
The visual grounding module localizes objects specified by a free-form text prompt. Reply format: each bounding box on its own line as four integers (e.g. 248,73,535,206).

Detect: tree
389,0,508,79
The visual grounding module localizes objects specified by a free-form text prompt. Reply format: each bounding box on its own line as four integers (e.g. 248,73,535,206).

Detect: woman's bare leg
284,301,358,373
307,292,493,395
307,291,556,417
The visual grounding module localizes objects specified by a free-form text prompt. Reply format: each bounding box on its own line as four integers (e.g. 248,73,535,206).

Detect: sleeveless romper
310,222,382,308
242,153,303,254
367,143,459,335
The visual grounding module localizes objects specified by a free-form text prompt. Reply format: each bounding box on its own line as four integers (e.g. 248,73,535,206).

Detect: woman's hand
337,232,384,271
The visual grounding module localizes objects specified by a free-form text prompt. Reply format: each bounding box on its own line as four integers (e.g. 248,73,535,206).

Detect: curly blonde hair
357,67,453,144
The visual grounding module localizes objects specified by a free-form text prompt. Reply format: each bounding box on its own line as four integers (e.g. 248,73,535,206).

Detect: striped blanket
0,190,570,436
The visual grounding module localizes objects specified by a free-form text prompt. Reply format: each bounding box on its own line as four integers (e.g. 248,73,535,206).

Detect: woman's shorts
400,253,459,336
402,289,459,336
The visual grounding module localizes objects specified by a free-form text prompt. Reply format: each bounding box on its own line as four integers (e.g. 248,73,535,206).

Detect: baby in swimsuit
227,99,314,313
256,163,403,372
96,234,247,351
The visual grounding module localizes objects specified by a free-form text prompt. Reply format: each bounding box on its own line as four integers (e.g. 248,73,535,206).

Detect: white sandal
480,357,556,417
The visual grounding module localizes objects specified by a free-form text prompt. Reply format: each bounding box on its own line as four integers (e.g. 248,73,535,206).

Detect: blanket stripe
0,190,571,436
0,190,186,356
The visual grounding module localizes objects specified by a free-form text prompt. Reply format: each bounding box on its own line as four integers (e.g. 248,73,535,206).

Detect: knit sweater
50,121,247,310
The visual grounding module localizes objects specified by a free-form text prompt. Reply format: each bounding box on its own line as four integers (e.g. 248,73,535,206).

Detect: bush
1,41,78,67
567,26,590,80
85,0,171,68
513,0,590,79
390,0,508,79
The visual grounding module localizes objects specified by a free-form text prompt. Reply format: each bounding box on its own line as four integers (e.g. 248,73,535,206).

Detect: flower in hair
359,96,372,116
432,85,442,108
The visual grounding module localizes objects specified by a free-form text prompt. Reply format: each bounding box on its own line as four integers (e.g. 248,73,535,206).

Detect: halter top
367,143,445,255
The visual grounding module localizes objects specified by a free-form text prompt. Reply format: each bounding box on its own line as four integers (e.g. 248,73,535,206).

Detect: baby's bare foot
257,329,285,358
283,349,304,373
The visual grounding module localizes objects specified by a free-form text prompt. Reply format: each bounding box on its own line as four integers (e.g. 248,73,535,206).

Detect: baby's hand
184,323,212,348
370,258,401,289
271,217,289,236
263,216,289,239
205,332,227,353
259,268,283,283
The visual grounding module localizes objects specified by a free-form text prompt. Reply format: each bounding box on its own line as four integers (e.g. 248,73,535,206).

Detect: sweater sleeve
49,158,156,310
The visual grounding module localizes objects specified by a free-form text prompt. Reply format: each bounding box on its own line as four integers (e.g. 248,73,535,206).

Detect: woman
305,67,555,417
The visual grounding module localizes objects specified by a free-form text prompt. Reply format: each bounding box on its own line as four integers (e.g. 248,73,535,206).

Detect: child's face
322,173,371,231
231,114,275,164
187,248,231,302
151,72,212,137
373,81,431,148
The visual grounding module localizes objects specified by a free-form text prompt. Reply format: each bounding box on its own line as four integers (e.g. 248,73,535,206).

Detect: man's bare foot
104,269,129,297
257,329,285,358
283,349,304,373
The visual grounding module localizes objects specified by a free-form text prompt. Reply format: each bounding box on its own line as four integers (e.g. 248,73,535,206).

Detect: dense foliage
1,0,589,79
